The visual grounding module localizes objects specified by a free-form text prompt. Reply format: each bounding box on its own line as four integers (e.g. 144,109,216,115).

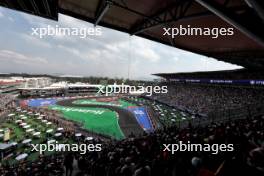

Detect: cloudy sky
0,7,242,80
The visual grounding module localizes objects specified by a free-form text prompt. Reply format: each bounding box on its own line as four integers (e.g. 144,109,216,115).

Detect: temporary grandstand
19,82,101,97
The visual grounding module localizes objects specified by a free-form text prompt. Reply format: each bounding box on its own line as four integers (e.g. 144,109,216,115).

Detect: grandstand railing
143,94,264,129
177,103,264,129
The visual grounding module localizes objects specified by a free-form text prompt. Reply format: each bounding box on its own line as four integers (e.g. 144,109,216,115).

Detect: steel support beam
17,0,27,10
2,0,15,9
195,0,264,46
29,0,40,14
130,0,194,35
245,0,264,22
130,4,248,36
43,0,52,16
0,0,58,20
94,0,112,26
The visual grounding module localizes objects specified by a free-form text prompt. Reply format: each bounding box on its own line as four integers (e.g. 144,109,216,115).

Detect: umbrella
20,123,27,126
33,132,41,136
57,128,64,131
26,128,34,133
15,153,28,161
22,139,32,144
47,139,56,143
15,120,22,123
23,125,31,129
11,142,18,146
54,133,62,137
85,137,94,141
46,129,53,133
75,133,82,137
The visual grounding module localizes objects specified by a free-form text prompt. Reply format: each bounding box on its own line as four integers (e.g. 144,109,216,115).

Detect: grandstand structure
148,68,264,131
1,0,264,68
0,77,52,94
0,77,53,96
19,82,100,97
19,81,147,97
0,1,264,176
0,80,23,95
154,69,264,81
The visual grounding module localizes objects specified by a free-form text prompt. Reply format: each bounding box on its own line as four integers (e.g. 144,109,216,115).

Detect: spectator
64,153,74,176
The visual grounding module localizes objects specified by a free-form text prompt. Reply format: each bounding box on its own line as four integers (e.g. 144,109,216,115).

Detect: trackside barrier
145,106,163,130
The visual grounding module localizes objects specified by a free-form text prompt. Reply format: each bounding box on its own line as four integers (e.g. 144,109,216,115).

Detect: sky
0,7,242,80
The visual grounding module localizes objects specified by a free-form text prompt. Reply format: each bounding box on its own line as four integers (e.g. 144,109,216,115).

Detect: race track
56,97,144,137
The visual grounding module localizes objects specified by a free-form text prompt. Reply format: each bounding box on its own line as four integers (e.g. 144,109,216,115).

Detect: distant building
0,77,53,95
19,81,101,97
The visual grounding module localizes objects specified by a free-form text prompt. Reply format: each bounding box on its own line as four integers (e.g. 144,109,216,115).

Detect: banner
169,79,264,86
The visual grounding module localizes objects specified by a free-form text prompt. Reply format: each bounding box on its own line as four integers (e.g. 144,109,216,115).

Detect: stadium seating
0,84,264,176
151,83,264,116
1,113,262,176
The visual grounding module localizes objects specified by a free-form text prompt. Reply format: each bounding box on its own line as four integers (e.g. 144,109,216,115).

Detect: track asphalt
56,97,144,137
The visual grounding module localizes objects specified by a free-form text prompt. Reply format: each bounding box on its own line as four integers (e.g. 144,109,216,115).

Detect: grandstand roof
154,69,264,80
1,0,264,68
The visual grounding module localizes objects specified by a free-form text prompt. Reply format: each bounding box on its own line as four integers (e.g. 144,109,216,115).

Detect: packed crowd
151,83,264,115
73,115,264,176
0,133,105,176
0,104,108,175
0,94,15,115
1,114,263,176
1,87,264,176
